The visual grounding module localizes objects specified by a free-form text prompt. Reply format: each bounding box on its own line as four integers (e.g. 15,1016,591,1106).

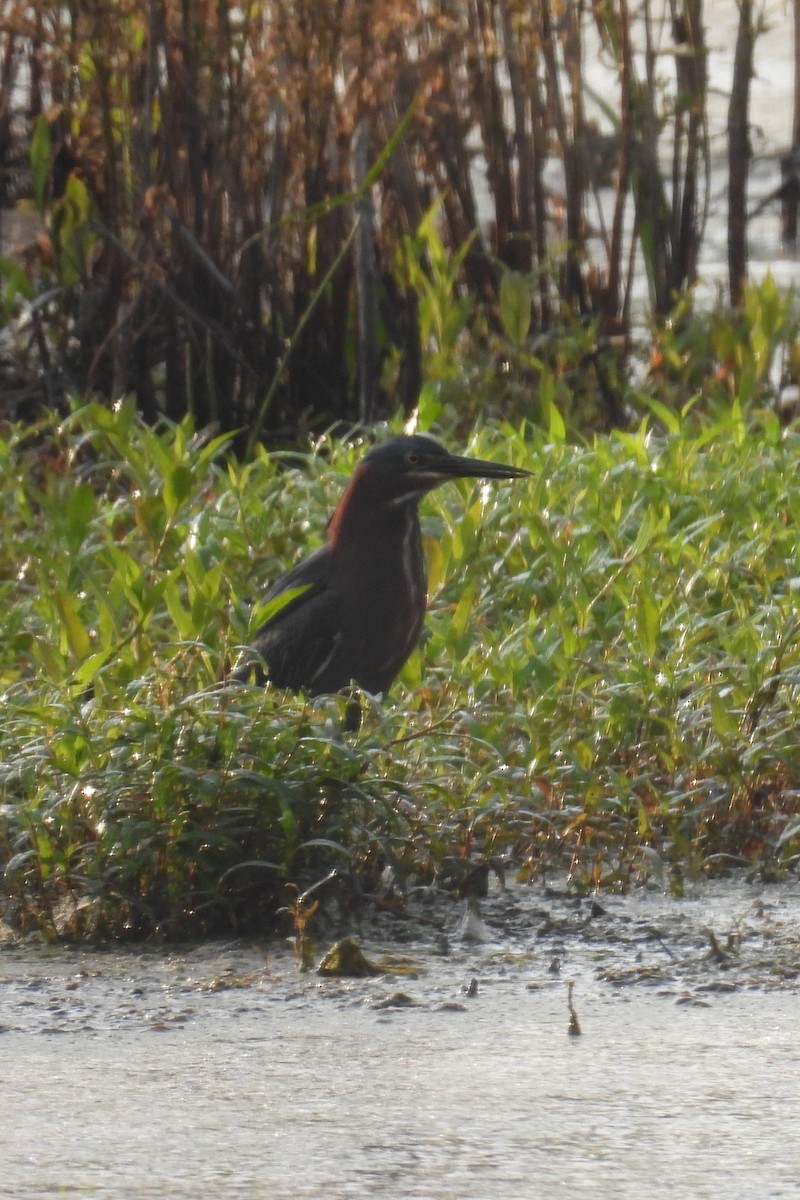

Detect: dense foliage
0,0,788,439
1,2,798,945
1,403,799,940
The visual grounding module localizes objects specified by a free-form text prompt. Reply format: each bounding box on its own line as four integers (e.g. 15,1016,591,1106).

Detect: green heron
231,434,529,700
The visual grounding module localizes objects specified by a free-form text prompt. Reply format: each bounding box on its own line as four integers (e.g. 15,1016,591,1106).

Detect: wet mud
2,879,800,1199
3,877,799,1039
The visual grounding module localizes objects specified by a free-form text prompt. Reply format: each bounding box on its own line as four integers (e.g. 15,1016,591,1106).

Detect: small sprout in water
280,882,320,971
704,927,739,964
455,896,490,943
567,980,582,1037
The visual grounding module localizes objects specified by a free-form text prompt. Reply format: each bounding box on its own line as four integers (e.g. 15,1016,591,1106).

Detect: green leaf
546,395,566,443
635,588,660,661
451,579,476,638
54,592,92,662
64,172,92,225
163,576,192,641
248,585,313,634
424,533,447,598
710,692,739,740
73,648,116,688
536,367,566,443
163,464,194,518
416,380,444,428
0,255,35,311
52,175,95,285
64,483,95,550
499,269,531,346
637,394,681,434
30,116,53,212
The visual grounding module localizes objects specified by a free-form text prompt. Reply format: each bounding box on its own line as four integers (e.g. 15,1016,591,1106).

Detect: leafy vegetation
0,0,791,437
1,1,798,948
1,402,799,941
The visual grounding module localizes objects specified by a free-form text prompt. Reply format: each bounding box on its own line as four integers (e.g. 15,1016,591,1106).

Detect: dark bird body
233,435,529,698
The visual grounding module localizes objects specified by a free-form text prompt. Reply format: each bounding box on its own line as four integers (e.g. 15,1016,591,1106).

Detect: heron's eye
406,452,420,466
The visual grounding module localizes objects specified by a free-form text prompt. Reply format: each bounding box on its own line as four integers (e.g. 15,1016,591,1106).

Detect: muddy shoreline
2,877,800,1040
3,879,800,1200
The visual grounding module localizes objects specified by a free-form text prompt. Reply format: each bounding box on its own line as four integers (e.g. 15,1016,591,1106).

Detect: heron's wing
232,547,342,693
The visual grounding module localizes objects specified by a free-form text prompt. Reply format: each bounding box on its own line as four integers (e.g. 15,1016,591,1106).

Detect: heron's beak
435,453,531,481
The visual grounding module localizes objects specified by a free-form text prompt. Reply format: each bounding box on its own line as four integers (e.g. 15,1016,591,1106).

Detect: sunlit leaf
499,269,531,346
636,588,660,661
53,592,92,661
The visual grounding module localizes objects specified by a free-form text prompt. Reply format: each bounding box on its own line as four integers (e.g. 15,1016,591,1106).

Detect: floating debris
316,937,381,978
372,991,419,1009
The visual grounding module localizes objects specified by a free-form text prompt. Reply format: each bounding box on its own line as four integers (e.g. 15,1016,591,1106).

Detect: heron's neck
327,468,423,552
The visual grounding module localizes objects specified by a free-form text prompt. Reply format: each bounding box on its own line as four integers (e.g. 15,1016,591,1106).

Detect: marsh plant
1,403,799,939
0,0,789,438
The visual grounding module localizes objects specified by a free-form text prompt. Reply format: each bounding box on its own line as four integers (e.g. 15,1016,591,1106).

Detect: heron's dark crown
361,434,451,471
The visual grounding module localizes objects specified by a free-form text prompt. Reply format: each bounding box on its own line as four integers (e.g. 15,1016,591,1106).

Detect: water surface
3,880,799,1199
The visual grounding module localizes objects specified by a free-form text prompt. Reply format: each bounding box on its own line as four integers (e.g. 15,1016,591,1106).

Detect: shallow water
3,880,800,1199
